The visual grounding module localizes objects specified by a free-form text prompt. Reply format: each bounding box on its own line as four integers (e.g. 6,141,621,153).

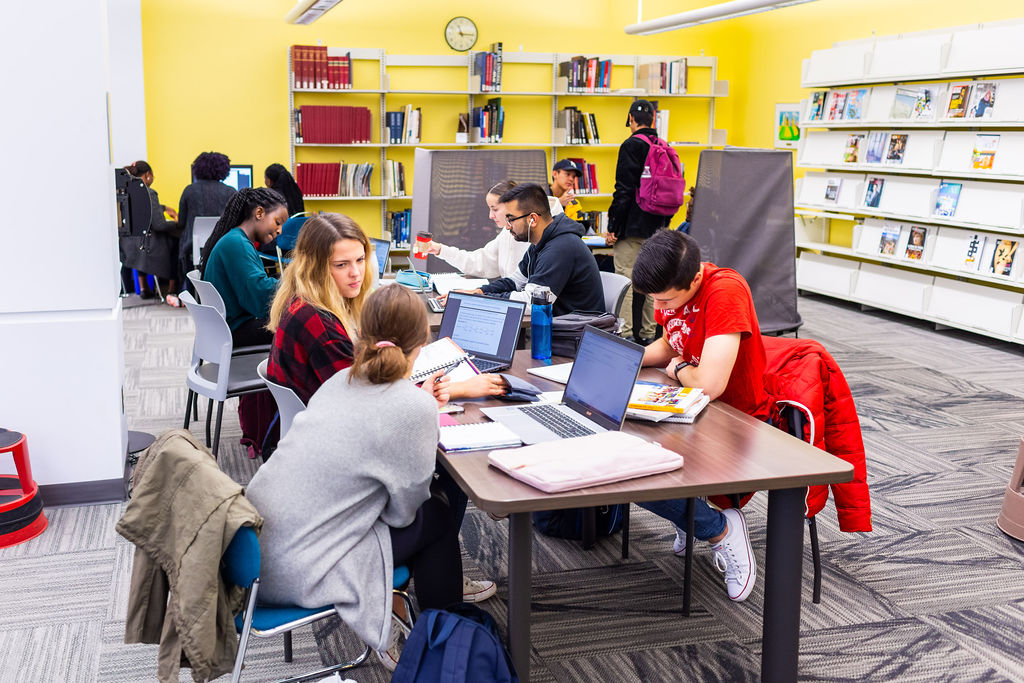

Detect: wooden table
439,350,854,683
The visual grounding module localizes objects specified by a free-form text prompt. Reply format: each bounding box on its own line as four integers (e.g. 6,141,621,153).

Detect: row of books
387,209,413,248
295,162,376,197
564,158,600,194
294,106,372,144
470,98,504,143
637,59,687,95
382,160,407,198
473,43,503,92
808,81,1000,123
555,107,601,145
840,131,1000,170
822,176,967,217
291,45,352,90
870,224,1018,277
576,210,608,234
386,106,422,144
558,56,613,93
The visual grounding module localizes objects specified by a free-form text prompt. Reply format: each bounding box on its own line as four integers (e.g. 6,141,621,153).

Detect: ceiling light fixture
625,0,818,35
285,0,344,25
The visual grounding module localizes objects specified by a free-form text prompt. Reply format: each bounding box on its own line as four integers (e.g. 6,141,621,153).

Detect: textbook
439,421,521,452
971,134,999,170
934,181,963,217
863,177,884,208
627,394,711,424
410,337,479,383
628,381,704,414
905,226,927,260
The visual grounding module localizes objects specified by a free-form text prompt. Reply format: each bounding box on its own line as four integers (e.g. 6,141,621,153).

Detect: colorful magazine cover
946,84,971,118
912,88,935,120
863,177,884,208
824,178,842,203
827,91,847,121
844,89,868,120
807,91,827,121
905,226,927,260
844,134,864,163
934,181,963,217
865,131,887,164
885,133,908,165
968,82,997,119
890,88,918,119
989,239,1018,276
878,226,900,255
971,134,1000,170
963,233,986,270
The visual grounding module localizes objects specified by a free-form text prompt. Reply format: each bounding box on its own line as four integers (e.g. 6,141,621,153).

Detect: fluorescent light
285,0,344,25
625,0,818,35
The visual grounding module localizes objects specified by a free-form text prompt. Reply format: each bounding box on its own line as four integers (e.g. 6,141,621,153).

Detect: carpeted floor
1,293,1023,682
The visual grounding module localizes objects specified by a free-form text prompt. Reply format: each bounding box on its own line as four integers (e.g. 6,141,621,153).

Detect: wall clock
445,16,478,52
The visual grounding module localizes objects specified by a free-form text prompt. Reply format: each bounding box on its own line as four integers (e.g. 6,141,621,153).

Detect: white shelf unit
796,21,1024,345
288,49,727,235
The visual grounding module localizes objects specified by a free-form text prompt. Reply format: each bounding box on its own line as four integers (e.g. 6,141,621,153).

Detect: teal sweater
203,227,278,330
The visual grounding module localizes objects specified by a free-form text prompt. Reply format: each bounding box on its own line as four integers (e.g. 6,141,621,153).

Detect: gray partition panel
688,148,802,334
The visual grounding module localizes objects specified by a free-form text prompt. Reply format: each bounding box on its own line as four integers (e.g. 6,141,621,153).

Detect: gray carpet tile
0,621,102,683
920,598,1024,683
868,469,1008,528
545,639,761,683
0,503,120,560
0,549,115,630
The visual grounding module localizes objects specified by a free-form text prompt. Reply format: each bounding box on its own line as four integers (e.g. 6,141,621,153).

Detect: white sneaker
672,524,688,556
375,620,404,672
463,576,497,602
710,508,756,602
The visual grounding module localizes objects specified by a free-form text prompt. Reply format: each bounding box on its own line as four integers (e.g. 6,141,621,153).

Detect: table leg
761,486,807,683
508,512,532,682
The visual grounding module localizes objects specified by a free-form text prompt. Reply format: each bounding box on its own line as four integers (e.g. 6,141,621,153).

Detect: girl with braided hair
200,186,288,347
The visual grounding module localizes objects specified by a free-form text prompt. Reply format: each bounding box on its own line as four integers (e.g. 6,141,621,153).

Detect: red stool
0,429,48,548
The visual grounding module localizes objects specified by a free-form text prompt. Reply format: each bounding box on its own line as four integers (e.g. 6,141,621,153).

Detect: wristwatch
674,360,694,382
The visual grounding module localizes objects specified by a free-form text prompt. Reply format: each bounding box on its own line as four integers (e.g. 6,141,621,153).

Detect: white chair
186,269,271,355
192,216,219,266
600,271,631,317
180,291,267,457
256,359,305,439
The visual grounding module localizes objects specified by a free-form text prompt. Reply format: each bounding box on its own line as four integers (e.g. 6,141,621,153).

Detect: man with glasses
472,183,603,316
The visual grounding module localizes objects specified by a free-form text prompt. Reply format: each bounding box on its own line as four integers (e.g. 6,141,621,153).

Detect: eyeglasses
503,213,532,228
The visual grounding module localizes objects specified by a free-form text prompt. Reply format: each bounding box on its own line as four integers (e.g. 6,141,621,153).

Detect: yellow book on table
627,381,703,414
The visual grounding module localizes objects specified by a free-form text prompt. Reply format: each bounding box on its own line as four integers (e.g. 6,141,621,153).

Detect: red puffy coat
711,336,872,532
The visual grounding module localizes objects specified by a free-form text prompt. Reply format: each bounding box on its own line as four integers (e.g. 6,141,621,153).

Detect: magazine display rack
794,20,1024,345
288,48,727,242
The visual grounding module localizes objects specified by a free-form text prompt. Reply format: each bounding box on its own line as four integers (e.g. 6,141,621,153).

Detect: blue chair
222,525,414,683
259,213,310,273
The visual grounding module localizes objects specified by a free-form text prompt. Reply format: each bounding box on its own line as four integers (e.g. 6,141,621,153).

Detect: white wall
0,0,127,495
107,0,147,165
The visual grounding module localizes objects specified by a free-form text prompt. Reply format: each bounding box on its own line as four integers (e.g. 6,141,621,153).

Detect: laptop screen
369,238,391,278
438,292,525,362
564,327,644,430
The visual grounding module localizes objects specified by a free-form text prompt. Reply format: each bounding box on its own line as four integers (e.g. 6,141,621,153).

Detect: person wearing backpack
608,99,685,344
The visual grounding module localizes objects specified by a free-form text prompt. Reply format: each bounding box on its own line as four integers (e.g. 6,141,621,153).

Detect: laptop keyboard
426,298,445,313
520,404,595,438
472,358,505,373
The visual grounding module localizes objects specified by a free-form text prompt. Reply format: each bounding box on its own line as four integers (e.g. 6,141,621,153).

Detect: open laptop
438,292,526,373
369,237,391,278
481,327,644,444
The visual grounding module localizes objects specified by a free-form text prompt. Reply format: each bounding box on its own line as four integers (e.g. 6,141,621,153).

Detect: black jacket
119,187,179,280
481,213,604,316
177,180,237,263
608,127,671,239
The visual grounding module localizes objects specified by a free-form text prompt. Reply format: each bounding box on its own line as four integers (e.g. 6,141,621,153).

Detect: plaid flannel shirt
268,298,354,405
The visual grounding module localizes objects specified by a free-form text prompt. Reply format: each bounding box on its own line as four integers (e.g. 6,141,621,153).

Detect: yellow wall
141,0,1024,236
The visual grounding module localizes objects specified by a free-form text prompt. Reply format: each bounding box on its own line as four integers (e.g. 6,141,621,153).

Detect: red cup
413,232,432,260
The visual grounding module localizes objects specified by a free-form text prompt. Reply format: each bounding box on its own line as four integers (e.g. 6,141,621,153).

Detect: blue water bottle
531,286,553,360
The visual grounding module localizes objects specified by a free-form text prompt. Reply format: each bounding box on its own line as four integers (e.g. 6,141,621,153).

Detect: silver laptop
481,327,644,444
438,292,526,373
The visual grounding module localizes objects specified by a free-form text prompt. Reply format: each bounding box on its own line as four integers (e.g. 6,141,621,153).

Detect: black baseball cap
552,158,582,177
627,99,655,125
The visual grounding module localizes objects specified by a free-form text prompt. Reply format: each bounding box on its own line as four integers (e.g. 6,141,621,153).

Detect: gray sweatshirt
245,368,438,651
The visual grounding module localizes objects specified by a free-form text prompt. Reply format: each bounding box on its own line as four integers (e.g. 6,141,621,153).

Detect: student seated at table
246,285,463,671
266,213,508,404
200,187,288,347
630,230,771,602
469,183,604,316
423,180,532,279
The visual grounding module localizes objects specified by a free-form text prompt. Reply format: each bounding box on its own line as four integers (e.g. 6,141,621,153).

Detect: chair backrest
180,290,234,400
257,358,306,438
277,214,309,252
599,271,631,317
192,216,220,265
190,274,228,318
222,525,261,588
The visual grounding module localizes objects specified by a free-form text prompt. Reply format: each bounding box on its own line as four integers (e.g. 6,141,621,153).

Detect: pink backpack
633,133,686,216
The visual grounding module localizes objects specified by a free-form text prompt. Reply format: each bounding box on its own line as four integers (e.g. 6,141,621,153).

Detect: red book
319,46,327,89
587,58,597,92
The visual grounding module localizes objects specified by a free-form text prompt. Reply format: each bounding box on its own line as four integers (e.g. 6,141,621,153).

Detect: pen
435,356,468,383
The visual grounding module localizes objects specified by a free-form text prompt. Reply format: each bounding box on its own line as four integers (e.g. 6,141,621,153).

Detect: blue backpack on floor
392,603,517,683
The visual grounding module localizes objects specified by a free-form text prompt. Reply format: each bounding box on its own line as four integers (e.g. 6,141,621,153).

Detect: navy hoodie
481,213,604,316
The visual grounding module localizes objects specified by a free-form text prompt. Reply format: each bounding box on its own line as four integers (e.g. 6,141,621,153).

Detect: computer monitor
192,164,254,191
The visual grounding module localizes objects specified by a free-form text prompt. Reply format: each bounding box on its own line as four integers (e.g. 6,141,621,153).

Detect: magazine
824,178,841,204
946,84,971,118
963,233,986,271
865,131,887,164
971,133,999,170
878,226,901,256
843,134,864,163
885,133,908,165
988,239,1018,276
905,226,927,260
968,82,997,119
863,177,884,208
844,89,868,120
807,91,827,121
827,91,847,121
912,88,935,120
934,181,963,217
890,87,919,120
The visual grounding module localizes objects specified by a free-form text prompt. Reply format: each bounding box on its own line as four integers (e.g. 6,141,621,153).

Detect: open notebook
409,338,479,383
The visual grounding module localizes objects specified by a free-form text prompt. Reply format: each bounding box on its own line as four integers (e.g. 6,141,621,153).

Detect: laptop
437,292,526,373
481,327,644,444
369,238,392,278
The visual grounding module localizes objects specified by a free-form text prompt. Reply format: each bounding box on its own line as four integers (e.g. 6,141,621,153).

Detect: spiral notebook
409,337,479,383
439,422,522,452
